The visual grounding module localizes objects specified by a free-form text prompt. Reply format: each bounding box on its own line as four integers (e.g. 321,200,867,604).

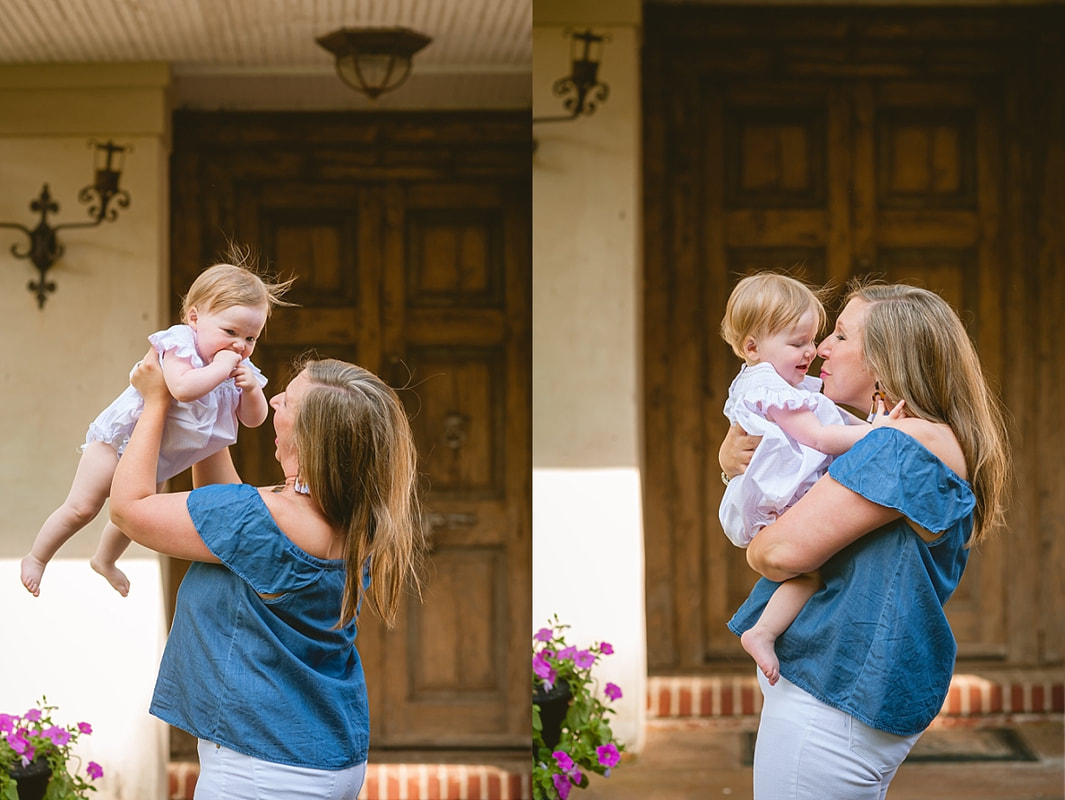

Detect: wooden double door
643,8,1061,672
169,111,530,749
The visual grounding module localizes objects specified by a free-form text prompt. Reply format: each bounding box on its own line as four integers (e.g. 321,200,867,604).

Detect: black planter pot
9,755,51,800
534,680,572,751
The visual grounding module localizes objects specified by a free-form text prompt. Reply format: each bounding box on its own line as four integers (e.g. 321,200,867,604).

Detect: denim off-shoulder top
728,427,975,735
150,483,369,769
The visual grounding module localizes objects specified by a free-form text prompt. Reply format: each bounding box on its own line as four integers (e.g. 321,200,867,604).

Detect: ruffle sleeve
828,427,974,536
187,483,328,595
149,325,202,367
730,364,826,416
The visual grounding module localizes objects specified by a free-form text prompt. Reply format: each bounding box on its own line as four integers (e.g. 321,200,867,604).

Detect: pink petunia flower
574,649,595,669
22,709,42,723
604,682,623,701
534,627,554,642
552,772,572,800
86,761,104,780
0,714,16,734
552,750,576,773
599,642,614,655
557,645,577,662
43,725,72,747
597,743,621,768
77,722,93,735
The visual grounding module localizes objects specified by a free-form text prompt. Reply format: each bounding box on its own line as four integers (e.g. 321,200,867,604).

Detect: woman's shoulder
889,418,968,481
256,486,342,562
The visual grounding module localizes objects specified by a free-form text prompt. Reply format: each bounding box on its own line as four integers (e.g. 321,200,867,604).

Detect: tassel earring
867,381,886,422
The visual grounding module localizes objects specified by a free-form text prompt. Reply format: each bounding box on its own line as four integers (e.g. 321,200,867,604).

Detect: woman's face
270,370,310,470
816,298,877,410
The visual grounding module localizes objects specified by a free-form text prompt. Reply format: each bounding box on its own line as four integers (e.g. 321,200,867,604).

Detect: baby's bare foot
20,554,47,597
90,557,130,597
741,627,780,685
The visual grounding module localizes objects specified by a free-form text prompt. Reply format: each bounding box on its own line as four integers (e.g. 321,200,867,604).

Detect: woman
110,349,423,799
720,280,1010,799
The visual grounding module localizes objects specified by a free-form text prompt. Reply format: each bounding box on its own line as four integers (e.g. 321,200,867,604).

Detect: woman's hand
131,348,172,406
719,423,762,478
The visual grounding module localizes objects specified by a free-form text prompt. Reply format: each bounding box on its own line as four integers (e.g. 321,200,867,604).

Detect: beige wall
0,64,171,800
532,0,646,752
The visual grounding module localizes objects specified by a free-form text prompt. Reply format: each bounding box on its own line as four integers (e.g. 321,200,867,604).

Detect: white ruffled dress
84,324,267,483
719,361,852,547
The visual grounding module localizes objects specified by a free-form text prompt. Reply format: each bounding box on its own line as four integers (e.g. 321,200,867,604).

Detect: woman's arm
161,348,242,403
110,348,219,563
746,474,902,581
719,423,763,478
191,448,241,488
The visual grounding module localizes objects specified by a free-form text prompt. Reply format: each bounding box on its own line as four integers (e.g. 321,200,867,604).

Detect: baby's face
189,303,268,362
747,311,820,387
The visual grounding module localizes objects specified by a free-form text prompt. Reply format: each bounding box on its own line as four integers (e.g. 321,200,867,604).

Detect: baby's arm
160,348,242,402
768,399,905,456
233,362,269,427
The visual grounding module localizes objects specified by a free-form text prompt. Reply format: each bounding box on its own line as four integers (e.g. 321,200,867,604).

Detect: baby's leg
90,480,164,596
741,571,821,685
21,442,118,596
90,523,133,596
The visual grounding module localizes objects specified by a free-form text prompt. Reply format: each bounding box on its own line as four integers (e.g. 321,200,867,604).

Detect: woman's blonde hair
295,358,424,628
181,244,295,321
847,279,1011,546
720,272,827,360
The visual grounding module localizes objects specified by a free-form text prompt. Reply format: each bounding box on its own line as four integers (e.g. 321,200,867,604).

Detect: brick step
647,671,1065,719
169,760,532,800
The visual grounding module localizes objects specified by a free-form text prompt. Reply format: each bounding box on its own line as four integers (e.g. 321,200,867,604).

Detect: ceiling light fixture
316,27,432,100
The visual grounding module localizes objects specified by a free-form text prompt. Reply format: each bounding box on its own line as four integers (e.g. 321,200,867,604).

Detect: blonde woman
111,352,424,799
721,280,1010,799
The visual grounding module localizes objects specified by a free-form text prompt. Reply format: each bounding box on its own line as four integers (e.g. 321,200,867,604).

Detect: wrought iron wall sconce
533,29,610,124
316,27,432,100
0,139,131,309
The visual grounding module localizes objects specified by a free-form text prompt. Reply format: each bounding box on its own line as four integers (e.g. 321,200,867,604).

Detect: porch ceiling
0,0,532,109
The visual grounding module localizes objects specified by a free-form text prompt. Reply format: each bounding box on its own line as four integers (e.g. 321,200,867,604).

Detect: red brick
988,683,1004,713
678,687,693,716
721,687,734,716
1011,684,1025,712
1053,683,1064,712
1031,684,1046,712
487,772,502,799
741,685,755,715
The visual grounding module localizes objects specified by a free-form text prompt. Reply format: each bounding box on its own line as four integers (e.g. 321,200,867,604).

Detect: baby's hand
872,398,906,428
232,362,260,392
212,349,242,371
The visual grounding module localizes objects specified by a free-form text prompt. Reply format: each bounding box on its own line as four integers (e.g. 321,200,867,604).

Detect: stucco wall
532,0,646,754
0,64,171,800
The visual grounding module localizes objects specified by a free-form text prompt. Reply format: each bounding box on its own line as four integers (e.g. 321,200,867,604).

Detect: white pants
194,740,367,800
753,672,922,800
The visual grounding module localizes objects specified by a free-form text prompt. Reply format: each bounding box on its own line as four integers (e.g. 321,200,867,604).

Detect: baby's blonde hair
720,272,827,360
181,244,295,322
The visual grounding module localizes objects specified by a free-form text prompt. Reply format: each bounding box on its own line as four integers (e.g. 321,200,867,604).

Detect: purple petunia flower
43,725,71,747
23,709,42,723
574,649,595,669
552,750,576,773
552,772,572,800
9,729,32,757
599,642,614,655
533,654,557,688
77,722,93,735
604,682,623,701
0,714,15,734
557,645,577,662
534,627,554,643
86,761,104,780
597,743,621,768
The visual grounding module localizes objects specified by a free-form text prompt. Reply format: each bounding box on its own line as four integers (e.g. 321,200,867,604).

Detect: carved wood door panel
644,11,1014,672
169,112,530,750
